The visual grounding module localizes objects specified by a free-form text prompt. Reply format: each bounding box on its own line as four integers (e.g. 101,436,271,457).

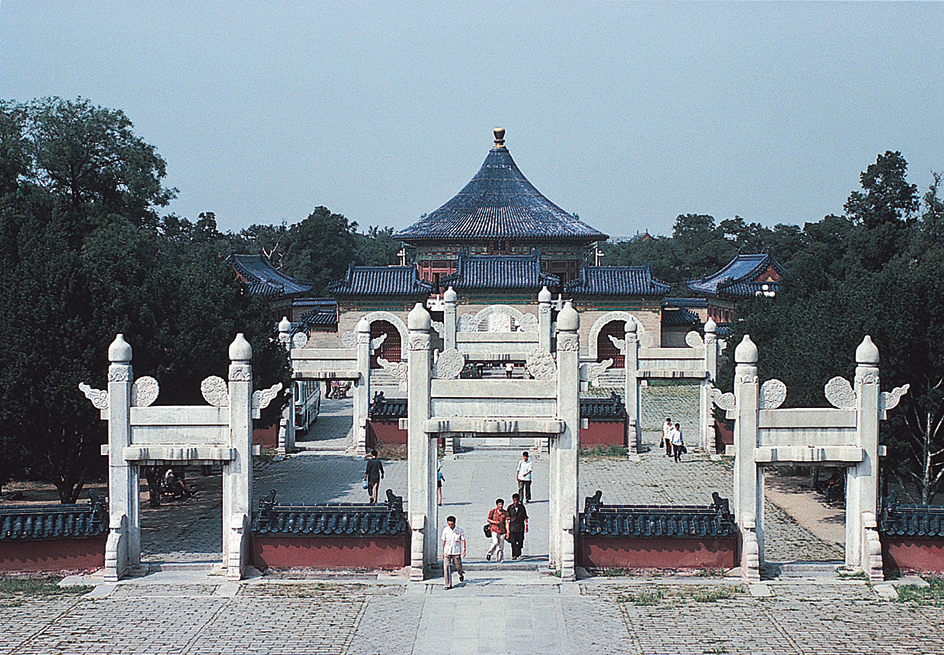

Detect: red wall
577,536,738,570
369,421,406,446
252,535,409,570
254,423,279,448
883,539,944,573
0,537,106,572
579,420,626,448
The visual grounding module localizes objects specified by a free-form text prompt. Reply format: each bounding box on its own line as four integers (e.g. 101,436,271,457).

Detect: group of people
661,418,686,462
440,451,534,589
325,380,352,399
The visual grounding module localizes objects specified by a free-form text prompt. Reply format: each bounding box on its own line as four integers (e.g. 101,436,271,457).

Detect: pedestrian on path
364,449,384,503
437,459,444,506
662,418,673,456
672,422,685,462
506,493,528,560
485,498,508,562
441,515,466,589
516,451,533,503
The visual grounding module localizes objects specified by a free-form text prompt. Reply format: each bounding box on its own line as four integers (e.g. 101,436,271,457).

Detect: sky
1,2,943,240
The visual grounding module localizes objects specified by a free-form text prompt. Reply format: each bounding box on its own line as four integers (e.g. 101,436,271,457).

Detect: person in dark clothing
506,493,529,560
364,449,385,503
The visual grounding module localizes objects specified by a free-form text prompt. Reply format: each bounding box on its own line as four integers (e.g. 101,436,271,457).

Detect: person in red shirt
485,498,509,562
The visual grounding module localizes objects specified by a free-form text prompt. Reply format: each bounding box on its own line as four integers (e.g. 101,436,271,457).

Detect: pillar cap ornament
705,317,717,334
408,302,431,330
443,286,457,303
856,335,879,365
108,334,132,363
356,316,370,334
538,285,552,303
625,318,637,334
278,316,291,333
557,301,579,331
735,334,758,364
229,333,252,361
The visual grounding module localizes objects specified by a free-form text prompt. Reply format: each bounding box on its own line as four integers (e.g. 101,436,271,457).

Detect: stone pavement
6,396,937,654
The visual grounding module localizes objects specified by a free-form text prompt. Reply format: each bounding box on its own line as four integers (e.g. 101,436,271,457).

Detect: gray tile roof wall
563,264,670,297
440,253,560,290
327,264,434,297
252,490,408,536
578,491,736,538
0,492,107,541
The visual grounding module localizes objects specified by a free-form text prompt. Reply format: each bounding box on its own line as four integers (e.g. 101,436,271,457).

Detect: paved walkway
6,396,936,653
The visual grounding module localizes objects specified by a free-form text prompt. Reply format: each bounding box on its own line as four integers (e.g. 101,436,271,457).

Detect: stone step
768,560,843,579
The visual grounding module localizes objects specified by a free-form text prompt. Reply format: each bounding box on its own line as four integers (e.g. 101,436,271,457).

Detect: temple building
233,128,785,366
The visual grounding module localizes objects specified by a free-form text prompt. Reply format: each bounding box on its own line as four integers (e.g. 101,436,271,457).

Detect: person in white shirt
441,515,466,589
662,418,673,457
671,422,685,462
516,451,533,503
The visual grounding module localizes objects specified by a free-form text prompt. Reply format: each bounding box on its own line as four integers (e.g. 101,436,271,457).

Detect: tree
0,99,287,502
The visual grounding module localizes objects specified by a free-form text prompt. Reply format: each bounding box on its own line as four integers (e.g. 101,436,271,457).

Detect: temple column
407,304,434,581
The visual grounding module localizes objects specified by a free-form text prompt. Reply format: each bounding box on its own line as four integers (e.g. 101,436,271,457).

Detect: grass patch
837,569,868,581
0,577,93,608
375,444,408,460
253,447,280,465
617,584,745,606
579,445,629,460
258,583,366,597
598,567,632,577
695,568,728,578
896,577,944,606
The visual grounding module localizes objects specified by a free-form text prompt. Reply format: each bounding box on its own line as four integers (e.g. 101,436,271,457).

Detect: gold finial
493,127,506,149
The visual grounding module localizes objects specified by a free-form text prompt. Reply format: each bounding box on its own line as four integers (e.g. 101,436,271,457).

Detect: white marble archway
587,311,646,360
360,311,409,345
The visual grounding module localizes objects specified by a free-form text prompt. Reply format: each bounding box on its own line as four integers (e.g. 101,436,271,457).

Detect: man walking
441,515,466,589
662,418,673,457
516,451,533,503
506,493,529,560
364,449,384,503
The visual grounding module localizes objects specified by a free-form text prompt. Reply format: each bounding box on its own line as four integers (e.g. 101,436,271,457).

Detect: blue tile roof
369,392,407,420
563,264,670,297
0,491,107,541
686,252,788,299
393,134,608,244
580,393,626,420
251,490,408,536
578,491,736,538
880,492,944,538
662,307,700,327
440,253,559,290
662,297,708,308
328,264,434,297
227,254,314,296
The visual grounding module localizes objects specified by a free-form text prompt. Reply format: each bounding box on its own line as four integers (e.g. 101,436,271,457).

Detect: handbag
483,523,491,538
362,479,369,489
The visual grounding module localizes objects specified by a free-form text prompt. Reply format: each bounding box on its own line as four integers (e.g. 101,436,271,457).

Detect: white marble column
849,335,880,574
623,321,641,454
353,317,371,455
105,334,135,582
407,304,433,581
443,287,457,352
225,334,253,581
732,335,761,580
701,319,718,454
277,317,295,454
555,302,580,581
538,286,552,353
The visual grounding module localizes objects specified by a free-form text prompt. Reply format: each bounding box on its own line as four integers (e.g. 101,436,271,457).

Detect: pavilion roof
686,251,788,299
393,129,608,245
226,253,313,296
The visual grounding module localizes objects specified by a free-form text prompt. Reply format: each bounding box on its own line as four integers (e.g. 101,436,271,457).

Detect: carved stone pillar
443,286,457,352
407,304,434,580
225,334,253,581
850,335,880,574
555,302,580,581
277,317,295,454
105,334,135,582
353,317,371,455
701,318,718,455
732,335,761,579
538,286,552,353
623,320,640,455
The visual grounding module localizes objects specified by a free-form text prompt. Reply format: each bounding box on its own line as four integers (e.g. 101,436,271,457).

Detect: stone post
732,335,761,580
105,334,135,582
555,302,580,581
353,317,371,455
225,334,253,581
623,320,640,455
701,318,718,455
538,286,552,353
443,286,457,352
277,317,295,454
849,335,881,575
407,303,434,581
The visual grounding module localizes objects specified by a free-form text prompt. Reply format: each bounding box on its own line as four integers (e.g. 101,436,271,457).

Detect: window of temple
597,321,626,368
369,320,401,369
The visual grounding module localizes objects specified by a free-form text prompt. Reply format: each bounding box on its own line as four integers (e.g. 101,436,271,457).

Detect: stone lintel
121,446,238,461
424,417,564,434
753,446,864,464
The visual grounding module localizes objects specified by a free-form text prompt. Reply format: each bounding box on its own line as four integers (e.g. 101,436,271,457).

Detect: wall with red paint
0,537,106,572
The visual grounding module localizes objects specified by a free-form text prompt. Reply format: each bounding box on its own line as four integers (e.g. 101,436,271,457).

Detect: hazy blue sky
2,2,942,239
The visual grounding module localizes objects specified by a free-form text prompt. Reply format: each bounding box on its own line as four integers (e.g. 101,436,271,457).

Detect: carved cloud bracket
202,375,229,407
580,358,613,385
433,349,465,380
825,376,856,409
711,387,737,419
377,356,408,382
252,382,284,418
759,379,786,410
880,384,910,419
79,383,108,410
526,349,557,381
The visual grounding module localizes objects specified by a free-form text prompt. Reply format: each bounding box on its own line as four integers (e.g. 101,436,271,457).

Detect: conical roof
394,129,608,244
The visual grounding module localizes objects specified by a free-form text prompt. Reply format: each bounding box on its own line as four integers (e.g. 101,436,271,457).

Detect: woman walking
485,498,508,562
